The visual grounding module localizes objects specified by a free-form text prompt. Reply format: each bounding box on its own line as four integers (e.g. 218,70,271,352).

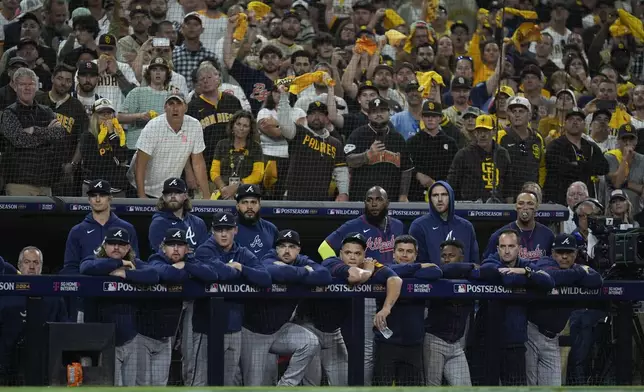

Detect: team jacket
236,218,279,259
192,239,271,334
472,253,554,346
483,221,555,261
80,256,158,346
528,257,603,335
323,215,404,265
298,257,397,333
62,213,140,274
425,263,477,343
242,251,332,335
409,181,479,264
149,211,209,252
384,263,442,346
0,258,17,275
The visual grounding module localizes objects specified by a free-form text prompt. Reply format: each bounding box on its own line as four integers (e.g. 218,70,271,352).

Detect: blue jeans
566,309,606,385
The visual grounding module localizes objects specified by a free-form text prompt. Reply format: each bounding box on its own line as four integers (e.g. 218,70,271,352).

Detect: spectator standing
330,82,379,139
390,81,423,141
57,15,99,67
172,12,217,91
116,4,150,65
586,109,615,152
72,61,101,117
267,9,303,62
605,124,644,215
92,33,138,112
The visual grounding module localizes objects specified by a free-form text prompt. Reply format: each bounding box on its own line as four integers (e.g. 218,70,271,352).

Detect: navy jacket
192,238,271,334
236,218,279,259
299,257,397,333
384,263,441,346
80,255,158,346
0,258,17,275
409,181,479,264
62,213,140,274
483,221,555,261
426,262,477,343
148,211,208,252
529,257,603,335
473,253,554,346
242,251,332,335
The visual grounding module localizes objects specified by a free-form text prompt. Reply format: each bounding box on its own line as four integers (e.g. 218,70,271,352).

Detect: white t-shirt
76,60,139,112
200,14,228,53
135,114,206,197
257,107,306,158
529,26,571,69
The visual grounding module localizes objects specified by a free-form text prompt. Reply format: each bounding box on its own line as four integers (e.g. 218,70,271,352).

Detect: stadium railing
2,275,639,387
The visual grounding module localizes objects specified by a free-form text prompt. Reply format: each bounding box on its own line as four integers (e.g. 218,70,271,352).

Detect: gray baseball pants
135,334,172,386
526,321,561,386
301,324,348,386
115,334,141,386
424,332,472,386
240,323,320,386
364,298,376,385
183,330,241,386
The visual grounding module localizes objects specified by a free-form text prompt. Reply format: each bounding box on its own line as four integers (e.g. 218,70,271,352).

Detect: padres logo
104,35,111,44
532,144,540,159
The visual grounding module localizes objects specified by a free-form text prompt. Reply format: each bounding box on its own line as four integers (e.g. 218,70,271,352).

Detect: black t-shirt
286,125,345,201
407,130,458,202
213,139,263,184
36,93,88,162
187,93,242,166
341,111,368,139
228,59,273,115
345,124,414,201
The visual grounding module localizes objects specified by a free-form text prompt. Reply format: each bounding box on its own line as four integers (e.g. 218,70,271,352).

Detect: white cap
507,96,531,112
19,0,43,14
93,98,115,112
293,0,309,9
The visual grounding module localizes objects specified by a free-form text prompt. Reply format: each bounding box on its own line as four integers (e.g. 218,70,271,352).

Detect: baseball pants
135,334,172,386
424,332,471,386
183,331,241,386
364,298,376,386
301,324,348,386
115,334,141,386
240,324,320,386
526,321,561,386
372,341,424,386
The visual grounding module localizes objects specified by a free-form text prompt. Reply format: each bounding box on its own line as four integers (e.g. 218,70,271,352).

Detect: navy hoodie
529,257,603,335
243,250,332,334
0,258,17,275
483,221,555,261
148,211,209,252
384,263,441,346
62,213,140,274
425,262,477,343
193,238,271,334
236,218,279,259
324,215,404,265
80,255,158,346
298,257,397,333
409,181,479,264
473,253,554,346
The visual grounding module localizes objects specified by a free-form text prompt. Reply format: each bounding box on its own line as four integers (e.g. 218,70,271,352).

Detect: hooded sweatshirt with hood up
408,181,479,264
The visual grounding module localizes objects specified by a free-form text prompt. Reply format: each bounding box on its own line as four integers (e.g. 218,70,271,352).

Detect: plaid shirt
172,43,217,90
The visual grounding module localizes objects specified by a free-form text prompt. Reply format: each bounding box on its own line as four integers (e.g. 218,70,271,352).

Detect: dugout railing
3,275,640,386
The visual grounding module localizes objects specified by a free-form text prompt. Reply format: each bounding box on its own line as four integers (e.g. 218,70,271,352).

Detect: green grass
3,388,644,391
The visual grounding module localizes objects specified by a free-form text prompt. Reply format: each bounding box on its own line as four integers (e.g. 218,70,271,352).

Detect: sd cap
98,34,117,47
475,114,495,130
422,101,443,116
618,123,637,139
307,100,328,116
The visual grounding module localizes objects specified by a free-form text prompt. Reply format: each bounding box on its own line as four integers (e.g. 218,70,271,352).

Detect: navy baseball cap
275,229,301,246
307,100,328,116
212,212,237,229
235,184,262,201
163,228,188,245
86,179,111,195
342,232,367,249
565,107,586,120
77,61,99,76
104,227,130,245
368,97,389,112
552,234,577,251
163,177,187,194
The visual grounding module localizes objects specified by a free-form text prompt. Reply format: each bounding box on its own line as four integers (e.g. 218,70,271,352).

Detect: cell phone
379,327,393,339
596,99,617,111
152,37,170,47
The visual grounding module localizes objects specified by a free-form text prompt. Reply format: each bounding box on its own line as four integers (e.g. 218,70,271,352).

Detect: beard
369,119,388,129
365,208,388,226
237,210,260,225
80,82,97,93
164,200,183,211
150,9,166,19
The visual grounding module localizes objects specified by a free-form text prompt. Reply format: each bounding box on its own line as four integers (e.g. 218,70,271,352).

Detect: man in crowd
605,124,644,215
73,61,101,117
563,182,589,234
173,12,217,91
93,33,138,111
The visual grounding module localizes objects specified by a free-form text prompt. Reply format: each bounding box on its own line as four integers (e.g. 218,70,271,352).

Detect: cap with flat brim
105,238,130,245
8,57,28,68
183,11,203,24
166,94,186,104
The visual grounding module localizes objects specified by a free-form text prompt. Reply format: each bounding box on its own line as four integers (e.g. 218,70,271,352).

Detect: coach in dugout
149,177,208,251
80,227,159,386
409,181,479,264
188,212,271,386
483,191,555,261
528,234,602,386
239,230,328,386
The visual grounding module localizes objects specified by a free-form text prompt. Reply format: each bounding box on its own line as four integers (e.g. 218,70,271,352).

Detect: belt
538,326,558,339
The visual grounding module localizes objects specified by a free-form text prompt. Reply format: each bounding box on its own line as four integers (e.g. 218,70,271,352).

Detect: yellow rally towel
504,7,538,20
233,13,248,41
385,29,407,48
606,148,629,177
247,1,271,20
610,19,630,38
617,9,644,43
276,71,335,95
98,118,126,147
425,0,439,22
149,110,158,119
512,22,541,51
416,71,444,98
478,8,491,27
618,82,635,97
383,9,405,30
355,36,377,56
609,106,631,130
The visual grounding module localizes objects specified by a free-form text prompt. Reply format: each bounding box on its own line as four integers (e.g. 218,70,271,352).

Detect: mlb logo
53,282,60,291
71,205,78,211
550,288,559,295
207,283,219,293
468,211,476,217
453,284,466,293
103,282,117,292
127,206,135,212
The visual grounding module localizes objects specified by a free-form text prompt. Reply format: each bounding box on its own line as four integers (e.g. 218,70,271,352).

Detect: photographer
606,189,639,227
571,198,604,261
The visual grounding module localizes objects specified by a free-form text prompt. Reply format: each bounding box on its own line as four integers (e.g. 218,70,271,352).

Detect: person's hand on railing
109,268,126,278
